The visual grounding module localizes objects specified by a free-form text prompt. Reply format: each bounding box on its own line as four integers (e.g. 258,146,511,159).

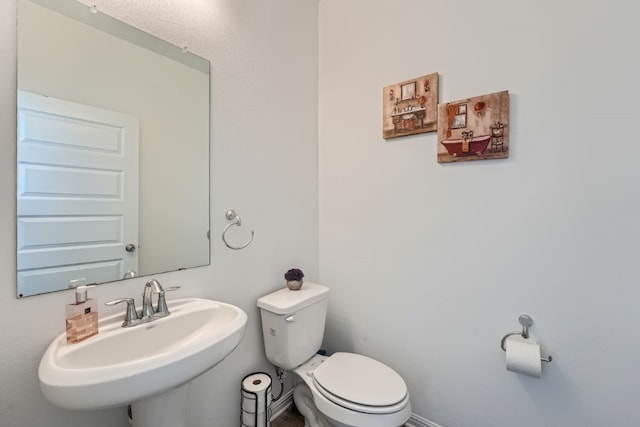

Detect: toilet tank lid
257,282,329,314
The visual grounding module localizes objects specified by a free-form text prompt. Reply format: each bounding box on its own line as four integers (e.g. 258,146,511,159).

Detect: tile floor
271,406,305,427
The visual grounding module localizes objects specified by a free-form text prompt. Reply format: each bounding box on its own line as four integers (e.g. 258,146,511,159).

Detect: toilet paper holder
500,314,552,362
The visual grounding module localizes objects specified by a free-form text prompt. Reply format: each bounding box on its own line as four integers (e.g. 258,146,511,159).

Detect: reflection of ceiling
26,0,209,74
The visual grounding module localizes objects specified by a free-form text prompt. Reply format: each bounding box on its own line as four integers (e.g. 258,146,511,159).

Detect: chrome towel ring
222,209,254,250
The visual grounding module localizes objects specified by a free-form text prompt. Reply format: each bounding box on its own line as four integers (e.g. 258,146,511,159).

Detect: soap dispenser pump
66,283,99,343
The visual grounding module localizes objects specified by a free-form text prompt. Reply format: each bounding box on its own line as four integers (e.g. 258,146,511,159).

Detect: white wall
5,0,639,426
318,1,640,426
0,0,318,426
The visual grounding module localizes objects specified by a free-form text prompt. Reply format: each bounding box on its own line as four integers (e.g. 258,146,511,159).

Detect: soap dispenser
66,284,99,343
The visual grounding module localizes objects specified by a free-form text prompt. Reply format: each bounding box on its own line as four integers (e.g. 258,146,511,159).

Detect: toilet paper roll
505,336,542,378
242,410,271,427
241,373,272,412
241,390,273,414
241,372,272,427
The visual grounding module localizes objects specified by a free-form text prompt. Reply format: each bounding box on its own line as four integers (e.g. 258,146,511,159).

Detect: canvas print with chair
437,90,509,163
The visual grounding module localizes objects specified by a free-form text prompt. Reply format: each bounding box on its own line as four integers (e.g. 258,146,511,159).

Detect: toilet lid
312,352,407,407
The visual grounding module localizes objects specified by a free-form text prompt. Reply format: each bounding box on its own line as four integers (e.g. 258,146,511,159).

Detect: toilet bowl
293,353,411,427
257,283,411,427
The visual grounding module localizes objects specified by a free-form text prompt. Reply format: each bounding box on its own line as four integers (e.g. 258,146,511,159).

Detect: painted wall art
383,73,439,139
437,90,509,163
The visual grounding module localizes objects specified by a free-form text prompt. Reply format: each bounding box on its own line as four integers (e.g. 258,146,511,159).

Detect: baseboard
269,390,441,427
406,413,443,427
270,389,294,420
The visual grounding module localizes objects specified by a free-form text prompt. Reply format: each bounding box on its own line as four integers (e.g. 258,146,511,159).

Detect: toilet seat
311,352,408,414
294,353,412,426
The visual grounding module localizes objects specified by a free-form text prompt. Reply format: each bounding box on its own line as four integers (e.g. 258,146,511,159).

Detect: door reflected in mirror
17,0,210,297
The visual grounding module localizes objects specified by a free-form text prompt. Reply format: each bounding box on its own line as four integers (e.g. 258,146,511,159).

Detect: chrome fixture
500,314,552,363
141,279,163,318
222,209,255,250
123,269,138,279
106,279,180,327
104,298,142,327
142,279,180,319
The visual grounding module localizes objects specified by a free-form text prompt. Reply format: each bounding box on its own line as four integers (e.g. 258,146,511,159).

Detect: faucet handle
105,298,140,327
155,286,181,318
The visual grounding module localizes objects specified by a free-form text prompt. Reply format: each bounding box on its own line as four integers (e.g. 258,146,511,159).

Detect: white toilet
257,282,411,427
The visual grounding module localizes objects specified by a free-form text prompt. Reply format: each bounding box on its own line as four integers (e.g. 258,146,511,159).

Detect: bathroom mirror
16,0,210,297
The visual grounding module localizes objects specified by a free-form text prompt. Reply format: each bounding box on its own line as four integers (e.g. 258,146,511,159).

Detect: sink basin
39,297,247,411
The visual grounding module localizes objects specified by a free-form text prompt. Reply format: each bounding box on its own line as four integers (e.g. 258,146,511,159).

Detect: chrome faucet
141,279,164,318
142,279,181,319
106,279,180,327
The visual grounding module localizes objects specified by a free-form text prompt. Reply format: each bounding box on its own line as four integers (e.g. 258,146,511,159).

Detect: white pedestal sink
39,298,247,427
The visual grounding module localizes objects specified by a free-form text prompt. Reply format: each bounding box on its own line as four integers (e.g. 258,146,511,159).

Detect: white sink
39,297,247,415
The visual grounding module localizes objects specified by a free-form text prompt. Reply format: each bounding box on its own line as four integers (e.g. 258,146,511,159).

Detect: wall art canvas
383,73,438,139
437,90,509,163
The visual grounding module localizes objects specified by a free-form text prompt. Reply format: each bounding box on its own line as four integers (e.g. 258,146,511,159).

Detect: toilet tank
257,282,329,370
